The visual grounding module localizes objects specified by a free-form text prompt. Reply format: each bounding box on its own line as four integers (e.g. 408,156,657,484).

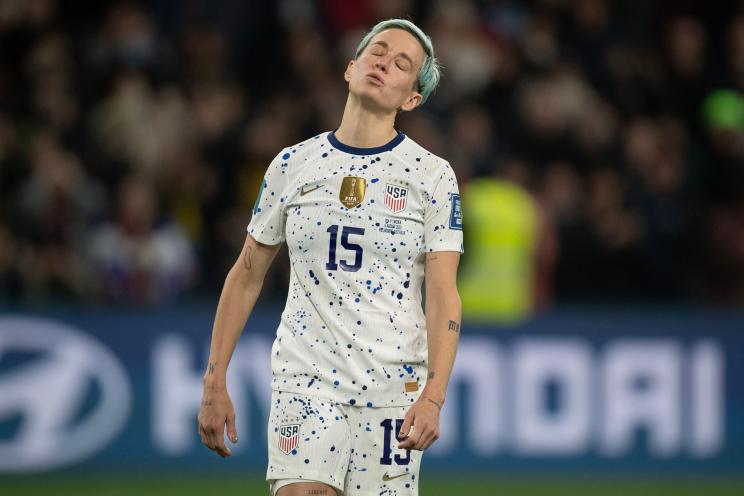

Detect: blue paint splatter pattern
248,132,463,408
267,391,421,495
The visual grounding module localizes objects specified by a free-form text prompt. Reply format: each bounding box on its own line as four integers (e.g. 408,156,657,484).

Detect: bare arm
399,251,461,451
204,233,281,384
198,233,281,457
421,251,462,406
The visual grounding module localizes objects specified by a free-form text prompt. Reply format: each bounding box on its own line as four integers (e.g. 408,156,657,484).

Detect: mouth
365,73,385,86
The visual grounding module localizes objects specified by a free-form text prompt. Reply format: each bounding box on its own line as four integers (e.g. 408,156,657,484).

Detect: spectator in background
663,17,709,126
15,134,106,239
459,160,556,322
89,175,196,304
541,162,593,297
89,1,160,72
427,0,500,102
89,71,190,180
0,222,22,300
26,32,80,140
701,89,744,302
12,134,105,300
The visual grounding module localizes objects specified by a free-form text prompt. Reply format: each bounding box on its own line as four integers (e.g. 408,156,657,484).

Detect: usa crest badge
384,183,408,213
339,176,366,208
279,423,300,455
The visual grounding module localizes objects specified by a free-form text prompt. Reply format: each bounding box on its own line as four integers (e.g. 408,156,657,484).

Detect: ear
344,60,355,83
400,92,422,112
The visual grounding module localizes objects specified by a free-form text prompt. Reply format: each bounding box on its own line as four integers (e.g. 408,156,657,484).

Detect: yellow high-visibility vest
460,178,536,323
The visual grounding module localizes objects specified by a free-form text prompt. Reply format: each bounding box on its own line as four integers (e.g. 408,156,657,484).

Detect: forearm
203,267,264,387
422,289,462,406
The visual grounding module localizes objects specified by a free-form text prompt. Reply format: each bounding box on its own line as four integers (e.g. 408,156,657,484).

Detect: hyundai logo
0,317,132,472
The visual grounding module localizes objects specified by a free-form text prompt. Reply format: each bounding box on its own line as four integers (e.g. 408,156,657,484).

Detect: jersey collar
327,130,405,155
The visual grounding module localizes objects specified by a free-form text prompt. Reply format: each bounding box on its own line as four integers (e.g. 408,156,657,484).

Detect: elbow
427,286,462,315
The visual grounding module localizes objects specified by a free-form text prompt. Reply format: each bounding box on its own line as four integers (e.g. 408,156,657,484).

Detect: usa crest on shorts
279,423,300,455
384,183,408,213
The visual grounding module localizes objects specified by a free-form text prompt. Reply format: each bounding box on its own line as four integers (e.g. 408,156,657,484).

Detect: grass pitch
1,474,743,495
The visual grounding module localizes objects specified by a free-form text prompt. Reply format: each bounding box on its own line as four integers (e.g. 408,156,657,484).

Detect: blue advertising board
0,306,742,475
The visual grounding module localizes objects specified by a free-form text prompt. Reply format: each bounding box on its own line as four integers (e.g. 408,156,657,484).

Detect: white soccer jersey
248,130,463,407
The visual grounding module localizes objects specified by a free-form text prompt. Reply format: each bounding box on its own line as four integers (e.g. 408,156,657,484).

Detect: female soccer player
198,19,463,496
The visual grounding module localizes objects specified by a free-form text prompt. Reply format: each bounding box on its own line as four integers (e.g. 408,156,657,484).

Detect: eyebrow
369,40,415,66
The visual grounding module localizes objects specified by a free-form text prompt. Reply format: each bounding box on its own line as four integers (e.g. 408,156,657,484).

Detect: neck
334,94,398,148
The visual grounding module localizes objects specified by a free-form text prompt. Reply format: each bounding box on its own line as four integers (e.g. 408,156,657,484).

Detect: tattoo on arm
426,397,443,410
306,490,328,495
428,371,435,379
243,246,253,270
448,320,460,333
207,362,216,375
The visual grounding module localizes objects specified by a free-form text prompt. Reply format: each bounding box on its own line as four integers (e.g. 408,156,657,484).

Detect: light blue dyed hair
354,19,441,105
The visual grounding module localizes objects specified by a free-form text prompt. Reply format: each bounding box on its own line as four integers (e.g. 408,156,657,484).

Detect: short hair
354,19,441,105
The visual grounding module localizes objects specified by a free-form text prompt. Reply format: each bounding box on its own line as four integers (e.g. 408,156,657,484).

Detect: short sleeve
247,151,290,245
424,163,464,253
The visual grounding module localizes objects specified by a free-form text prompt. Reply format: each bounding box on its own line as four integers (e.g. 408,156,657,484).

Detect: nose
375,58,389,73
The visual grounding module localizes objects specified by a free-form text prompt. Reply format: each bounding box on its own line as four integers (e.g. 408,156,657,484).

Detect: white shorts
266,390,422,495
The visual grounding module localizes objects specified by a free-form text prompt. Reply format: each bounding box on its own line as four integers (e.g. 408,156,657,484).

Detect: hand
197,384,238,458
397,396,441,451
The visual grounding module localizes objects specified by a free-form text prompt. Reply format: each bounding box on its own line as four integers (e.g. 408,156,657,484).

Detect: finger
206,425,231,457
210,432,231,457
226,414,238,443
410,423,430,451
399,436,417,450
215,441,231,457
199,422,214,446
199,424,208,443
398,411,414,440
398,425,420,450
203,426,216,450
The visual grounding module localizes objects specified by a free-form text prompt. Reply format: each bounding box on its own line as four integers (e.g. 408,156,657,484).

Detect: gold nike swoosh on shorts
300,184,323,196
382,472,408,481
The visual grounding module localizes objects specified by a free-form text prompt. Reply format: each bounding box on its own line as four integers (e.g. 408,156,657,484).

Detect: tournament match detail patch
384,183,408,213
279,423,300,455
378,217,406,235
449,193,462,230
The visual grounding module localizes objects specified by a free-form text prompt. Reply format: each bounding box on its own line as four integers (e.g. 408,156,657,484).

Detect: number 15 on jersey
326,224,365,272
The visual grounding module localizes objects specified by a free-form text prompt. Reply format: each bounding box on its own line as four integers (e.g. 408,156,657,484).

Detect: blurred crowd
0,0,743,308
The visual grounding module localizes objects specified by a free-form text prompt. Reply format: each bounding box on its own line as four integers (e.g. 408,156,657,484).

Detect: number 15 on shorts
380,418,410,465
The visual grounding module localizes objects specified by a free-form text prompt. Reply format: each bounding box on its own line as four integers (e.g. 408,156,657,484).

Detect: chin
352,87,395,113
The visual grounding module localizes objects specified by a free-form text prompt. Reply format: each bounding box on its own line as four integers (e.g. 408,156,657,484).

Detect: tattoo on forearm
426,397,443,410
448,320,460,333
306,490,328,495
243,246,253,270
207,362,216,375
428,372,435,379
201,399,213,407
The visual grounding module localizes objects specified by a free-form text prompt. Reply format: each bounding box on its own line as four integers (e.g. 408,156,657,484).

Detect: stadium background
1,0,743,494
